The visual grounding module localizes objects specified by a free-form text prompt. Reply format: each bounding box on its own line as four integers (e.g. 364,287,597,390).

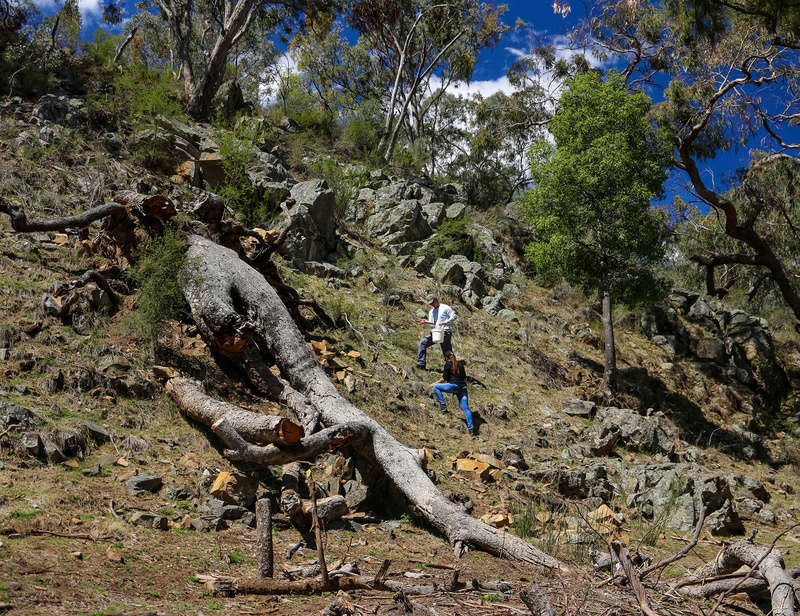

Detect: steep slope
0,95,799,616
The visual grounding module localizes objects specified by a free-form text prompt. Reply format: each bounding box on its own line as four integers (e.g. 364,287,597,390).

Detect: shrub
311,157,370,219
86,61,185,130
420,216,475,262
129,229,190,345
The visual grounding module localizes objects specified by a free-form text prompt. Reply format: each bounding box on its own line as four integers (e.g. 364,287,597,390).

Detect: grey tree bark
677,540,797,616
256,498,273,578
179,234,565,571
601,290,617,392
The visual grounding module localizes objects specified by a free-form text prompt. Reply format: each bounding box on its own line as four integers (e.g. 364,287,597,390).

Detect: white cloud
447,75,516,99
78,0,102,16
33,0,103,17
504,46,527,59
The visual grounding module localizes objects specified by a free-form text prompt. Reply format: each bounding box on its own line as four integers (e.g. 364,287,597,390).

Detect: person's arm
437,306,457,326
431,363,449,387
418,308,434,325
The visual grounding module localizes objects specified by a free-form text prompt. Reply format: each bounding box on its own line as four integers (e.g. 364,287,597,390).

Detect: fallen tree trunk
676,541,797,616
180,234,565,571
0,200,125,232
676,566,800,598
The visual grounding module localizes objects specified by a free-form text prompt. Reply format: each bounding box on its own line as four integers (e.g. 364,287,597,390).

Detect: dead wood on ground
178,234,566,571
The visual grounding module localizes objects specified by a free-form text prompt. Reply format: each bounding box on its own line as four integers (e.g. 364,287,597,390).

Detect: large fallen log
675,540,797,616
179,234,565,571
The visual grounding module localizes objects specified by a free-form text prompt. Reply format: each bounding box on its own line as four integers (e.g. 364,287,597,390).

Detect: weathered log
208,414,370,465
0,200,125,232
303,495,348,526
677,570,800,598
611,541,660,616
676,541,797,616
180,235,565,571
520,586,556,616
256,498,273,578
167,377,304,445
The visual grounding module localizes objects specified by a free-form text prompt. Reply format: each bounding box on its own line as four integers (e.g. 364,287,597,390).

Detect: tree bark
256,498,273,578
676,540,796,616
167,377,304,445
601,290,617,392
180,234,566,571
0,200,125,232
520,586,556,616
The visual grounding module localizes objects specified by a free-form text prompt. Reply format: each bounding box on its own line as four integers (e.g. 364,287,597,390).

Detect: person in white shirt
416,296,456,369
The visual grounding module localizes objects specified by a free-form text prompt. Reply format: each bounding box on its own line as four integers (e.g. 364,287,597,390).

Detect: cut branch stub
180,234,566,571
114,190,177,222
167,377,303,446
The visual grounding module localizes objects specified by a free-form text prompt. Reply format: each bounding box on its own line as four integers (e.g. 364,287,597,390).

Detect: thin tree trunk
180,235,566,571
256,498,273,578
601,290,617,392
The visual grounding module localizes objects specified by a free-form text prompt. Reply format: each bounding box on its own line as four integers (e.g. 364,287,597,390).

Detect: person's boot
438,402,447,413
467,425,477,438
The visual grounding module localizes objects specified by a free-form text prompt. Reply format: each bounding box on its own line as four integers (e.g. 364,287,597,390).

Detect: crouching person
431,351,475,437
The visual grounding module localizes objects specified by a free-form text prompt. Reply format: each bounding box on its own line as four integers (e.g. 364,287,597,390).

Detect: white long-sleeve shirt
428,303,457,331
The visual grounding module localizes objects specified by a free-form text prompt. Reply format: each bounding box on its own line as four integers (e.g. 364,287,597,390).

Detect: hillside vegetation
1,1,800,615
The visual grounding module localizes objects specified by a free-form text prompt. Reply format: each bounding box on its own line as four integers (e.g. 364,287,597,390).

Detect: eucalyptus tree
140,0,335,119
578,0,800,329
523,71,671,392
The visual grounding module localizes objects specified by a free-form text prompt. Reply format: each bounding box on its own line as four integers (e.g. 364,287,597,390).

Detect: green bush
420,216,475,262
311,157,370,219
86,60,185,130
129,229,190,344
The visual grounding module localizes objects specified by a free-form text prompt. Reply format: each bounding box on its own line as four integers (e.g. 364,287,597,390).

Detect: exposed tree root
178,234,566,571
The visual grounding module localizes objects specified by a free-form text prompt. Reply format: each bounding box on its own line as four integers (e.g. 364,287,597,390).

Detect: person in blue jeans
431,350,475,437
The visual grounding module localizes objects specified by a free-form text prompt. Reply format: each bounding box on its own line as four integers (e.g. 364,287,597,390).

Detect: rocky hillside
1,94,799,616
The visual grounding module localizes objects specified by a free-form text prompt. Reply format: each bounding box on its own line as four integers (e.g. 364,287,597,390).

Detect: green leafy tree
523,71,671,392
578,0,800,330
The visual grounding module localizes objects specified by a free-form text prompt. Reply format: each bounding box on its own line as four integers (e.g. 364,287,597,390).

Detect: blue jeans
433,383,473,431
417,330,452,367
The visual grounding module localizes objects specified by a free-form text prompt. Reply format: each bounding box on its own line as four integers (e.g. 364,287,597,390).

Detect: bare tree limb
0,200,125,232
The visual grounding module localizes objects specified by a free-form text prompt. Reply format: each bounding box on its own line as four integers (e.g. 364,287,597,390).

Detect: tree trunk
180,234,565,571
677,540,797,616
601,290,617,392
